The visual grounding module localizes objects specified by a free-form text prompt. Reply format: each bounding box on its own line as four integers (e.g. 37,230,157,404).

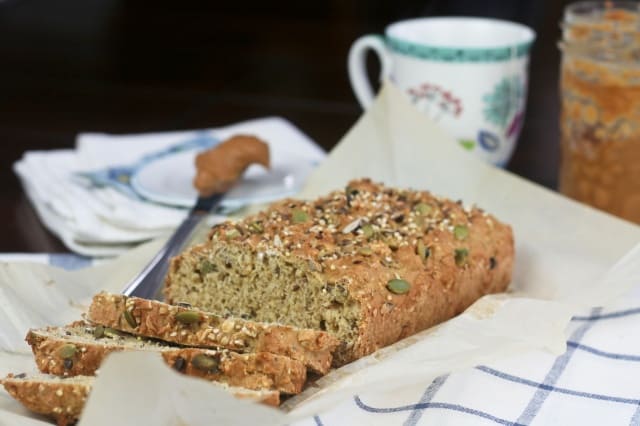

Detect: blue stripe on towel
573,307,640,322
568,341,640,362
403,374,449,426
355,395,524,425
630,404,640,425
514,307,602,424
477,365,639,405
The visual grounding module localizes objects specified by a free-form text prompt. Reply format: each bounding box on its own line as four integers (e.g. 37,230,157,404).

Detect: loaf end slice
27,322,306,394
87,292,338,374
1,373,90,426
1,373,280,425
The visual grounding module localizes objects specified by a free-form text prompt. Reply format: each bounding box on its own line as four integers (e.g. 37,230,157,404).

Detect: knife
121,193,224,299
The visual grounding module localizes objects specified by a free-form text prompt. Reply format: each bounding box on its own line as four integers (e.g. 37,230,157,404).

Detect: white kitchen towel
13,117,325,257
293,281,640,426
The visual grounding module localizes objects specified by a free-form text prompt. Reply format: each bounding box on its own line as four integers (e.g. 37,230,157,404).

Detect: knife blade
121,193,224,299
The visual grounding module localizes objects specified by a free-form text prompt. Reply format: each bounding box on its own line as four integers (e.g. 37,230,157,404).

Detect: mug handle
348,35,393,109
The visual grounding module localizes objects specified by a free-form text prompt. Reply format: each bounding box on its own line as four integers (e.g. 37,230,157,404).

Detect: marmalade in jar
559,2,640,224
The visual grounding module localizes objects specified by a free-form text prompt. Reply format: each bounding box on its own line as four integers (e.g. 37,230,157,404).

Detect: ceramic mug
348,17,536,166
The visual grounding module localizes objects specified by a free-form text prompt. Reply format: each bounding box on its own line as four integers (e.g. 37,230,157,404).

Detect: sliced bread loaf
87,292,338,374
26,322,306,394
164,178,515,365
1,373,279,426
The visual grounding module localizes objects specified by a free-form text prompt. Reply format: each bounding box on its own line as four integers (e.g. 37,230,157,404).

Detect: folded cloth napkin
13,117,325,257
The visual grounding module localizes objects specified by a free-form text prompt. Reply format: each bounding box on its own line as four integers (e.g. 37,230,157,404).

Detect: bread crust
1,373,280,425
165,179,515,365
1,374,89,426
27,324,306,394
87,293,338,374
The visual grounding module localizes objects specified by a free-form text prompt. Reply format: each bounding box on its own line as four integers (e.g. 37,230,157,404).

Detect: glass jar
559,1,640,224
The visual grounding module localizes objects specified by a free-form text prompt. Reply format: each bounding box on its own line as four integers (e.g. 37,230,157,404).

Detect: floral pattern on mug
482,76,524,129
478,130,500,152
407,83,463,123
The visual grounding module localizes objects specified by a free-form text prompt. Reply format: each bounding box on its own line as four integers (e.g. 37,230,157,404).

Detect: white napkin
13,117,325,257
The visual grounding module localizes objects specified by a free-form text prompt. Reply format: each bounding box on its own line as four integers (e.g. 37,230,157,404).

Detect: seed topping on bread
209,178,481,272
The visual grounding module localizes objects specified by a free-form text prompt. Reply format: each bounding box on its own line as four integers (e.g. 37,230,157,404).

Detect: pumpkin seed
414,203,432,215
416,240,430,259
225,229,240,240
454,248,469,266
93,325,105,339
359,246,373,256
58,344,77,359
453,225,469,240
192,354,219,373
386,279,410,295
361,224,374,239
249,221,264,234
292,209,309,224
200,260,216,274
123,310,137,328
175,310,201,325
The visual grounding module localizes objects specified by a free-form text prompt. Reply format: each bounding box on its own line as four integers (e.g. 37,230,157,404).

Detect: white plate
130,149,317,209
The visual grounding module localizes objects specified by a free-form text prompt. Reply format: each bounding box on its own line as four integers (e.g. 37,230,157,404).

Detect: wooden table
0,0,570,253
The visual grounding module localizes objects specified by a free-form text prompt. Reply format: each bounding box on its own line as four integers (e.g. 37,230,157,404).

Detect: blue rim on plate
129,142,318,210
73,132,218,202
75,132,320,210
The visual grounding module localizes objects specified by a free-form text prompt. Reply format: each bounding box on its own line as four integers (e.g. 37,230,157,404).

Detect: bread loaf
27,322,306,394
1,373,280,426
87,292,338,374
164,179,514,365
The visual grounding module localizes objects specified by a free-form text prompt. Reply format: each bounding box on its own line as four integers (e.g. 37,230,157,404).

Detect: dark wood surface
0,0,570,253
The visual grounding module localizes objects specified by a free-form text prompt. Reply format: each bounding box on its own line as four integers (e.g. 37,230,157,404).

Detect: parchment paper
1,81,639,426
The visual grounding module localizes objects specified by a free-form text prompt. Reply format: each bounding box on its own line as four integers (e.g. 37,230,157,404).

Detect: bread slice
1,373,89,426
87,292,338,374
164,178,515,365
1,373,279,426
26,322,306,394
